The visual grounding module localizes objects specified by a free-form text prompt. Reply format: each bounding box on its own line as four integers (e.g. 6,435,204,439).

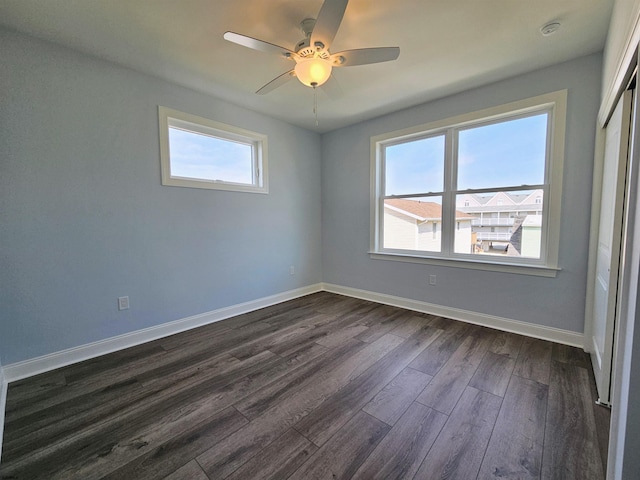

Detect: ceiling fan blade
256,70,296,95
224,31,296,59
331,47,400,67
310,0,349,51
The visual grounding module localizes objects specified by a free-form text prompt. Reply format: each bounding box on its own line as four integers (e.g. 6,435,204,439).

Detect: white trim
599,8,640,127
322,282,584,348
158,106,269,194
2,280,584,386
0,365,7,465
370,92,566,146
369,251,560,278
3,284,322,383
584,126,607,352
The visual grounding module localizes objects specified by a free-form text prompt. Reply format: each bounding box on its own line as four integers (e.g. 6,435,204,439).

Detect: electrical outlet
290,266,295,275
429,275,437,285
118,296,130,311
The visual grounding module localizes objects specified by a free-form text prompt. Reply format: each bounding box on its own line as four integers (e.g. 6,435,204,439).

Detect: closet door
590,89,633,405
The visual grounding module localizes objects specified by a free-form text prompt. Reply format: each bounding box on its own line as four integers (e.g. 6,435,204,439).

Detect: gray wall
0,29,323,365
0,27,602,365
322,53,602,334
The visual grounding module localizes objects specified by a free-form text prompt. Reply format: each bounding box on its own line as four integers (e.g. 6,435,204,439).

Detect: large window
159,106,268,193
371,91,566,276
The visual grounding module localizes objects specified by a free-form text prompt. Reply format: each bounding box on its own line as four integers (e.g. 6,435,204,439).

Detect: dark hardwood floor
0,292,610,479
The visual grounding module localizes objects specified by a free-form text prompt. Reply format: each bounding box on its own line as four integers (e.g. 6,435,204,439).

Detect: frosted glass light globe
295,58,332,87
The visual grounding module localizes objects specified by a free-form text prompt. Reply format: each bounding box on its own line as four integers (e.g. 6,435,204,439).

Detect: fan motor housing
295,37,330,59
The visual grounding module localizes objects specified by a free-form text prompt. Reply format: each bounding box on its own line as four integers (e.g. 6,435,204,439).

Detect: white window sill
369,251,560,277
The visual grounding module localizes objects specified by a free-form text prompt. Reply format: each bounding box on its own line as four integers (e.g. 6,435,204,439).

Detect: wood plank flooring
0,292,610,479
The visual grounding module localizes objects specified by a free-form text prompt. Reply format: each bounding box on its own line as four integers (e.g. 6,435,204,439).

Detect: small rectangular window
158,106,268,193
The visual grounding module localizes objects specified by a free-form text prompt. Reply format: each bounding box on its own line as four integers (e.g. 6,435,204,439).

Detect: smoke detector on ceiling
540,22,561,36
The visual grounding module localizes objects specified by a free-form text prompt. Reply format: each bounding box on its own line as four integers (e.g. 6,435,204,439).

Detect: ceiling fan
223,0,400,95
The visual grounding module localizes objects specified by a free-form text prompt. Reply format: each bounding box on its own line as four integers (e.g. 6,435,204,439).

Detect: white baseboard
322,282,584,348
3,284,323,383
0,281,585,466
2,280,584,385
0,365,7,465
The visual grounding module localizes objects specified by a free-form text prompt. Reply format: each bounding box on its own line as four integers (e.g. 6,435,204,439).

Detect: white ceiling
0,0,614,133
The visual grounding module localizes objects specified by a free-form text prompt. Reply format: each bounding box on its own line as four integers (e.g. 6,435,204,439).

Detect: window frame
370,90,567,277
158,106,268,194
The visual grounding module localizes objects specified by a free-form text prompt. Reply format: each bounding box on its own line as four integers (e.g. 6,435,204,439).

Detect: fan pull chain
313,85,319,127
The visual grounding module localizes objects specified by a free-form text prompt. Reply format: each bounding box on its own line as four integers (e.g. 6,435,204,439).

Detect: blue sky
385,135,445,195
385,113,548,195
169,127,253,184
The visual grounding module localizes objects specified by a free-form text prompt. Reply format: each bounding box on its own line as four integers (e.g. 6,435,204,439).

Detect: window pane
457,113,547,190
455,190,543,258
385,135,445,195
169,127,253,184
383,197,442,252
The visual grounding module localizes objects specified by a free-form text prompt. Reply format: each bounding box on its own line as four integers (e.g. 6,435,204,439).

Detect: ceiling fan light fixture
295,57,332,87
224,0,400,97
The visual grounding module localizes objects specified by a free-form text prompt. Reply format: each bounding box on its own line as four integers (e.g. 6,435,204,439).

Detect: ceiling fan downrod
300,18,316,38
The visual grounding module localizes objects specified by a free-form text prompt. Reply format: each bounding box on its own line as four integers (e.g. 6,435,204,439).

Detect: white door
590,89,633,405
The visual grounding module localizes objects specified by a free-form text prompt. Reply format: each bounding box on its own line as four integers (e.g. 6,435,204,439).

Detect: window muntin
159,106,268,193
372,91,566,272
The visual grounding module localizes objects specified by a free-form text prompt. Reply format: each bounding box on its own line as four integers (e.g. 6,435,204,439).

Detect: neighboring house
384,199,473,253
503,214,542,258
457,189,544,257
